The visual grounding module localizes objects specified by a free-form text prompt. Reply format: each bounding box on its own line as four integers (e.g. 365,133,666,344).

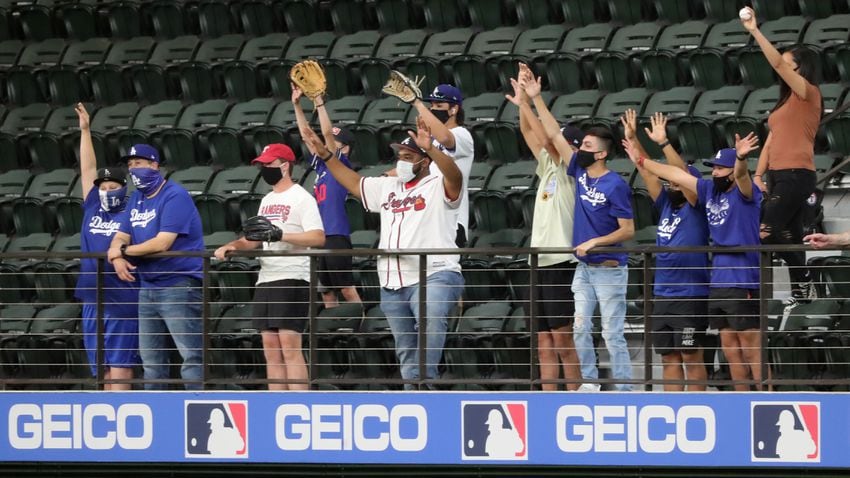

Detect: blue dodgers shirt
311,152,352,237
120,180,204,286
653,188,710,297
696,178,763,290
568,160,633,266
75,189,139,304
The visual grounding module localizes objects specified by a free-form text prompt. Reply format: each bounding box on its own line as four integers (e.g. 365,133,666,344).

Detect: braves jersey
429,126,474,231
360,174,461,289
255,184,324,284
310,151,352,237
75,189,139,304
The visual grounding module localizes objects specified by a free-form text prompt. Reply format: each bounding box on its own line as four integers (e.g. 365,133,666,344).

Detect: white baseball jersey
429,125,474,232
255,184,324,284
359,174,461,289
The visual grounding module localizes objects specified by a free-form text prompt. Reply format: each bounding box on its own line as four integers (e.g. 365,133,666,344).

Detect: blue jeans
572,262,632,391
138,278,203,390
380,271,464,389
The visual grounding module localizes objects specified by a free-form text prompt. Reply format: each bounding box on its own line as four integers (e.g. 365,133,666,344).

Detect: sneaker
578,383,601,392
799,280,818,303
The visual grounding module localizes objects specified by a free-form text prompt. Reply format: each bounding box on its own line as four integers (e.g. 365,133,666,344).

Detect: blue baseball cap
425,84,463,105
703,148,736,168
121,144,161,164
686,164,701,178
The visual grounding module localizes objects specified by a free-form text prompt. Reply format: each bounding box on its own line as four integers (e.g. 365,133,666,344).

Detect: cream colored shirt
530,148,577,267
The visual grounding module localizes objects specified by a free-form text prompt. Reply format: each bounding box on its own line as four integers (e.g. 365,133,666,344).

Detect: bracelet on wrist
657,140,670,149
120,243,129,257
736,155,746,161
321,152,333,161
637,156,646,167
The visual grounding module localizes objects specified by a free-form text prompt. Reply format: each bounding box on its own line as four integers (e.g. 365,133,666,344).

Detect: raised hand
409,116,434,152
521,73,542,99
619,108,638,140
291,83,303,103
505,77,527,106
645,112,668,145
735,132,760,158
518,62,534,84
75,102,90,131
621,138,641,165
739,6,757,33
302,126,330,158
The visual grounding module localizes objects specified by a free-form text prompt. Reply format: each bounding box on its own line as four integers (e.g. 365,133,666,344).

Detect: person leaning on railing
627,133,767,391
622,110,710,392
301,117,465,390
504,63,581,392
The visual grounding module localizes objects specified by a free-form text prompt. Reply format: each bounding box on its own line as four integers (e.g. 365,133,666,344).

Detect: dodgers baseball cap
252,143,296,164
686,164,701,178
121,144,160,163
390,136,427,156
332,125,354,145
425,84,463,105
560,124,585,149
703,148,737,168
93,167,127,186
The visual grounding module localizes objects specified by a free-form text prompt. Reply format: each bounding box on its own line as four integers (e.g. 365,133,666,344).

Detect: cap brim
390,143,426,156
120,154,158,163
251,154,279,165
424,96,460,105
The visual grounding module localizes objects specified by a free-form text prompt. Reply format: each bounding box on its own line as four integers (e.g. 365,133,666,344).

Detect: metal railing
0,243,848,391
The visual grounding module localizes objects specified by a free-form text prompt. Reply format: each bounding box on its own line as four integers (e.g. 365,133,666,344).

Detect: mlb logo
751,402,820,463
461,401,527,461
185,400,249,459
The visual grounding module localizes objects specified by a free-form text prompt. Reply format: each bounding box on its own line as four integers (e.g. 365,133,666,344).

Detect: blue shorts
82,303,141,376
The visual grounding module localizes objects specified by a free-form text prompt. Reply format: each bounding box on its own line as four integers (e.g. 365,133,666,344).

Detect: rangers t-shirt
360,174,461,289
697,178,763,289
429,126,474,232
567,159,633,266
311,151,352,237
75,188,139,304
120,181,204,286
255,184,324,284
653,188,710,297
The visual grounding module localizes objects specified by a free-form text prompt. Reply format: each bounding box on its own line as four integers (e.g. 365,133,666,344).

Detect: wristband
120,243,128,257
657,140,670,149
736,155,746,161
321,152,333,162
637,156,646,167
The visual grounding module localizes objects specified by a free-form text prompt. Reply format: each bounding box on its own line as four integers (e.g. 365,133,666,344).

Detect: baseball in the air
739,7,752,21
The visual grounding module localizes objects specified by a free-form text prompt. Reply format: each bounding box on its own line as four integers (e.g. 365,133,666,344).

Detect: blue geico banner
0,392,842,466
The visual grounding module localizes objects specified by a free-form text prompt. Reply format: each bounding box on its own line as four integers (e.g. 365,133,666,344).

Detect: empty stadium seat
593,22,661,92
545,23,614,93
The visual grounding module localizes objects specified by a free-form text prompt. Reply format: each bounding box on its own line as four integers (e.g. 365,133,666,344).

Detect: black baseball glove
243,215,283,242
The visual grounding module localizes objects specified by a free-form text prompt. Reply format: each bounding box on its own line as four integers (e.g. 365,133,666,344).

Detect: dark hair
454,106,465,126
584,126,614,157
773,45,822,113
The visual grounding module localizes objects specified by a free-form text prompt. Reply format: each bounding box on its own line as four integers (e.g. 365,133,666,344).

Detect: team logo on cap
751,401,819,463
185,400,248,459
461,401,527,461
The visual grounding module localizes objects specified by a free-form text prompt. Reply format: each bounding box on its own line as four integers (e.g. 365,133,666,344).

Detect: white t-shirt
531,148,577,267
359,174,461,289
255,184,324,284
429,125,474,232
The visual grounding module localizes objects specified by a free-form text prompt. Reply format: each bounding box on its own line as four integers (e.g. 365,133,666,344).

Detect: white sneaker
578,383,601,392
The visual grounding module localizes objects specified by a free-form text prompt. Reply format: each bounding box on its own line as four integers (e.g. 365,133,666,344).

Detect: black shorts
252,279,309,332
708,287,760,331
317,235,355,289
652,297,709,355
536,261,576,332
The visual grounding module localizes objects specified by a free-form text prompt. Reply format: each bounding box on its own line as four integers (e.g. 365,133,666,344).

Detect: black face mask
713,174,734,192
667,189,687,207
260,165,284,185
431,109,451,124
574,150,598,169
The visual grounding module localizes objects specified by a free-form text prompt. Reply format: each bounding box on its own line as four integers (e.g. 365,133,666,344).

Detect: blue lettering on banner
0,393,846,466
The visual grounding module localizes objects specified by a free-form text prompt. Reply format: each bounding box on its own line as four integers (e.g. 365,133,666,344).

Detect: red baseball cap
252,143,296,165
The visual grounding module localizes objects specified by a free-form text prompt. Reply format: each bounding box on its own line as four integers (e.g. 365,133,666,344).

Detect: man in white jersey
412,84,475,246
214,144,325,390
302,118,464,390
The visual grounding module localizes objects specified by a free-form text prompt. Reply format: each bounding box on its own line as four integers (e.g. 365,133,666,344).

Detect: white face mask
396,159,424,183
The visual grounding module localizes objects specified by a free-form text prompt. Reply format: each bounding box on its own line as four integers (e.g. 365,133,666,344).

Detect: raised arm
302,126,363,198
77,103,96,199
644,112,698,205
630,151,699,195
620,108,650,160
741,7,810,99
311,91,337,152
622,138,663,202
291,86,318,156
753,132,771,192
507,76,544,158
524,69,573,164
411,116,462,201
733,132,760,200
413,100,456,149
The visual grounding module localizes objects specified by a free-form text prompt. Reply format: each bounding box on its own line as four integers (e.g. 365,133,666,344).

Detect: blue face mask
98,186,128,212
129,167,165,195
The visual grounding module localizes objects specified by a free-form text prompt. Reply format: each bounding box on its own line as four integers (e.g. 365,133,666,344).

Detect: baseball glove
243,216,283,242
290,60,327,100
382,70,424,104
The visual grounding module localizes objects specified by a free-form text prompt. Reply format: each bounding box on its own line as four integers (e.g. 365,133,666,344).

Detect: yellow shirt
530,148,576,267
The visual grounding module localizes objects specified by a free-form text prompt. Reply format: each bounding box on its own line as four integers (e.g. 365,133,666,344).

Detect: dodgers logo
185,401,248,459
461,401,527,461
706,196,730,226
751,402,819,463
